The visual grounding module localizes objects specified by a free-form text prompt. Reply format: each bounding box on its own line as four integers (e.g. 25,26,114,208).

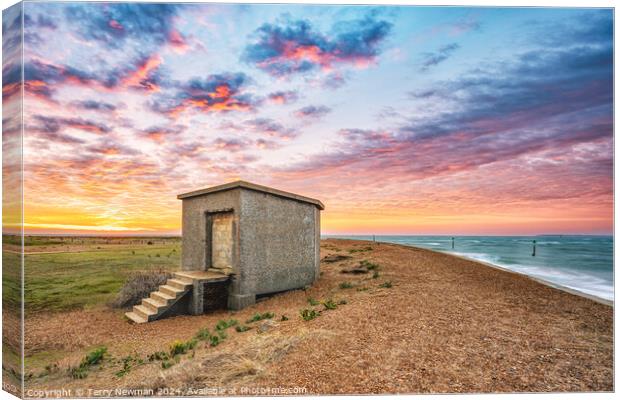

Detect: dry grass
111,270,173,308
139,329,332,391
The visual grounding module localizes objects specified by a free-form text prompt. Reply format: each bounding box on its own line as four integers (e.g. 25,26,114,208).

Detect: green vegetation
68,346,107,379
22,238,181,314
115,354,143,378
246,311,275,323
300,309,321,321
349,246,373,253
147,351,169,362
235,325,251,332
3,251,22,313
215,319,238,331
307,297,320,306
143,316,248,372
356,287,369,291
379,281,393,288
169,339,197,356
361,260,380,270
322,299,338,310
280,315,289,321
350,247,372,253
373,271,380,279
209,335,222,347
195,327,211,341
339,282,353,289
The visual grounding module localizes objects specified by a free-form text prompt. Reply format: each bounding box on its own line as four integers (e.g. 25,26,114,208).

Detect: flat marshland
4,237,613,394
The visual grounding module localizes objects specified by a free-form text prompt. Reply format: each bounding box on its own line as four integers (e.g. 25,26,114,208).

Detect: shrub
147,351,169,362
379,281,393,288
356,287,369,292
169,339,197,356
161,360,174,369
300,309,320,321
372,271,380,279
246,313,261,323
112,270,173,308
322,299,338,310
349,246,373,253
281,315,289,321
195,328,211,341
307,297,320,306
215,319,238,331
361,260,380,270
246,312,275,323
83,347,107,366
235,325,251,332
68,346,107,379
115,354,143,378
209,335,221,347
339,282,353,289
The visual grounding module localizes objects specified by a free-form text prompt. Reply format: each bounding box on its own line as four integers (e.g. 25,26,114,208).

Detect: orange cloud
122,54,162,91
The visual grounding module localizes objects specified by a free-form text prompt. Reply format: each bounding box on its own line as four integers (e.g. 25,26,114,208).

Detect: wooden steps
124,274,193,324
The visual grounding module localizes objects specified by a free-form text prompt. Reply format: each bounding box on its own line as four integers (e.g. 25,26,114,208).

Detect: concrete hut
126,181,324,324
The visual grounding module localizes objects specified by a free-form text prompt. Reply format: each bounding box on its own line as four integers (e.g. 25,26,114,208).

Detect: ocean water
324,235,614,302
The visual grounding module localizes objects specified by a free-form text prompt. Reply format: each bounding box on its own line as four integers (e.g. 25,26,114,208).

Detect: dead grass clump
138,330,331,391
322,254,351,263
111,270,173,308
339,281,354,289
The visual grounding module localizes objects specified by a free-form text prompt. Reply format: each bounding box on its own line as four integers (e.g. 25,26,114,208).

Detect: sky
1,3,614,236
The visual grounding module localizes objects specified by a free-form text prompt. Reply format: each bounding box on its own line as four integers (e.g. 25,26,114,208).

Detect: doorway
207,211,234,270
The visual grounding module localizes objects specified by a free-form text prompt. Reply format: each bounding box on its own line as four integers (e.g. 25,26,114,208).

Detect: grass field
3,235,182,314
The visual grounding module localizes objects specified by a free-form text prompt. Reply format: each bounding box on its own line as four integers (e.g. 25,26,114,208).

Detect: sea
324,235,614,302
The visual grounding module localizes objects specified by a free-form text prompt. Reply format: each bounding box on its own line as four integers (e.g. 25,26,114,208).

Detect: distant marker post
532,240,536,257
451,237,455,249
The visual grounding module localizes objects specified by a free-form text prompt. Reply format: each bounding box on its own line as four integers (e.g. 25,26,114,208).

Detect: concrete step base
125,311,148,324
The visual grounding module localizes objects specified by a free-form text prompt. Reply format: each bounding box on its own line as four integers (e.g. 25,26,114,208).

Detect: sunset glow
2,4,613,236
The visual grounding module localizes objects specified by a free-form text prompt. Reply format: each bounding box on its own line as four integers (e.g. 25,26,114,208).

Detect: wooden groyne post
532,240,536,257
451,237,455,249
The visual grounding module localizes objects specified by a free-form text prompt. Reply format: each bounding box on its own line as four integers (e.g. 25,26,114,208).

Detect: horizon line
2,232,613,238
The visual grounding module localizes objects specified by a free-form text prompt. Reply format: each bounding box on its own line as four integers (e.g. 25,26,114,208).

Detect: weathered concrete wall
235,188,319,298
181,190,239,271
314,206,321,280
211,212,233,269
